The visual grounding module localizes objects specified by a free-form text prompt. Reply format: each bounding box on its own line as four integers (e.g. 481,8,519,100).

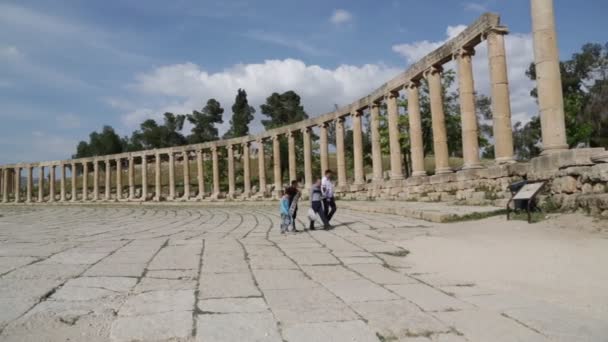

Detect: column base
411,171,427,177
434,167,453,175
495,156,516,165
541,145,569,155
461,163,484,170
390,174,404,181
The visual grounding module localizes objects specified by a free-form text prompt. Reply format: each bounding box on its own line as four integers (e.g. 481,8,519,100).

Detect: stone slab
195,312,281,342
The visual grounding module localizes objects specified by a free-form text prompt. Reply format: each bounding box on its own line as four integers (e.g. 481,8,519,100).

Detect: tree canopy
187,98,225,144
224,89,255,139
73,125,124,158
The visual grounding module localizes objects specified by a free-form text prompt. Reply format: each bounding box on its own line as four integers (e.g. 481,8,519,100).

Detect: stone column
386,91,404,180
128,156,134,200
211,147,220,198
168,152,175,200
105,159,111,200
319,123,329,177
352,109,365,185
196,150,204,199
335,117,347,188
227,145,235,198
141,155,148,200
82,162,88,201
26,166,33,203
531,0,568,153
257,139,267,196
288,131,297,182
272,135,282,196
407,81,427,177
302,127,313,190
93,159,99,201
14,167,20,203
182,151,190,199
115,158,122,200
456,47,482,169
242,143,251,197
426,66,452,174
2,168,7,203
38,166,45,202
154,153,161,201
487,27,516,163
49,165,56,202
71,163,77,201
370,102,383,182
60,164,66,201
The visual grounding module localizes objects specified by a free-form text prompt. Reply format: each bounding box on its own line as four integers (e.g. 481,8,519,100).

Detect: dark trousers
323,197,337,221
310,201,330,229
292,206,298,230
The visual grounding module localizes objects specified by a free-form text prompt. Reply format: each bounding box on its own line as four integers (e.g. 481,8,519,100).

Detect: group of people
279,170,338,234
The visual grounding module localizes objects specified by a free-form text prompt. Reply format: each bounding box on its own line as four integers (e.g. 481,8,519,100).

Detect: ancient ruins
1,0,607,214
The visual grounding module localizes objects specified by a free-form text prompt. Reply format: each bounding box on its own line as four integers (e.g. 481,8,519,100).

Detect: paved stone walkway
0,205,605,341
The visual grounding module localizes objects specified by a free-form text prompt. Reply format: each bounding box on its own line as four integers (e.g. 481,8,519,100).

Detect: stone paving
0,205,606,342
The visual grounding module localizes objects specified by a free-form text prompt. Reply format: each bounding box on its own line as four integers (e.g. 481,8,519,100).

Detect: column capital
406,79,421,90
210,145,218,152
241,141,250,148
483,26,509,39
335,116,346,124
385,90,399,99
424,65,443,78
287,130,297,138
271,134,281,141
370,101,381,109
319,121,330,128
226,144,234,151
256,137,266,144
454,46,476,59
300,126,312,134
352,108,364,117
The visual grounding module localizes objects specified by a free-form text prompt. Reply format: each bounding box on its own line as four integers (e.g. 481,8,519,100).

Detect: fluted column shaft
288,132,296,182
335,117,347,188
141,156,148,200
60,164,66,201
487,28,515,163
196,151,204,199
93,159,99,200
407,82,426,176
14,167,20,203
302,127,313,189
457,48,482,169
272,135,282,195
38,166,45,202
387,91,404,180
82,162,88,201
115,159,122,200
71,163,77,201
128,157,134,200
242,143,251,197
211,147,220,197
319,123,329,177
49,166,56,202
154,154,161,201
183,152,190,199
352,110,365,185
257,140,267,195
227,146,235,197
2,168,7,202
531,0,568,153
26,166,33,202
370,103,383,182
168,153,175,200
104,159,111,200
427,66,452,174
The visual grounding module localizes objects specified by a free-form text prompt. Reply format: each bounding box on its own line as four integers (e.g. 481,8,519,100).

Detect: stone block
429,173,457,184
485,165,510,179
551,176,578,194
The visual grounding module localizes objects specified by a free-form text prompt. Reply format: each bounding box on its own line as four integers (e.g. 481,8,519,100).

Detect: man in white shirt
321,170,337,222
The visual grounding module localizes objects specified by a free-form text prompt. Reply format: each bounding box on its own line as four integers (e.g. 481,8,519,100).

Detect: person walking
321,170,337,222
309,179,331,230
279,190,292,234
286,180,301,232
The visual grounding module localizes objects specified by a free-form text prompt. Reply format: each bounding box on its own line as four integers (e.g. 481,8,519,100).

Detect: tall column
319,123,329,177
352,109,365,185
272,135,282,196
487,27,516,163
141,155,148,200
26,166,33,203
14,167,21,203
227,145,235,198
71,163,77,201
82,162,88,201
531,0,568,153
257,139,267,196
49,165,56,202
115,158,122,200
288,131,297,182
2,168,7,203
182,151,190,199
456,47,482,169
168,152,175,200
426,66,452,174
407,81,426,177
93,159,99,200
386,91,404,180
105,158,111,200
60,164,66,201
196,150,204,199
38,166,45,202
154,153,162,201
370,102,383,182
335,117,347,188
302,127,313,190
128,156,134,200
242,143,251,197
211,147,220,198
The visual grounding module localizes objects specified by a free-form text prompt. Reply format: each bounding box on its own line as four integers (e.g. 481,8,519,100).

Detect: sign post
507,182,545,223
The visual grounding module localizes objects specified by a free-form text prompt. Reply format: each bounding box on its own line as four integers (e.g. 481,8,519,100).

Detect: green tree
187,99,224,143
73,125,124,158
224,89,255,139
130,112,187,149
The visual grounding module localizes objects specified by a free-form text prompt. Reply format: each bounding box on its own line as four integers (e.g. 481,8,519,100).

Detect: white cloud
463,2,488,12
392,24,537,125
245,30,331,56
117,59,400,134
330,9,353,25
0,45,23,60
55,114,82,129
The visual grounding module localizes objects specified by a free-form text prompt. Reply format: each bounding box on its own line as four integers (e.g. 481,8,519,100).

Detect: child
309,179,331,230
279,190,292,234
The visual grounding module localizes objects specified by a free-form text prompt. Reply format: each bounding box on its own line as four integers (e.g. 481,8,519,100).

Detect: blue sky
0,0,606,164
